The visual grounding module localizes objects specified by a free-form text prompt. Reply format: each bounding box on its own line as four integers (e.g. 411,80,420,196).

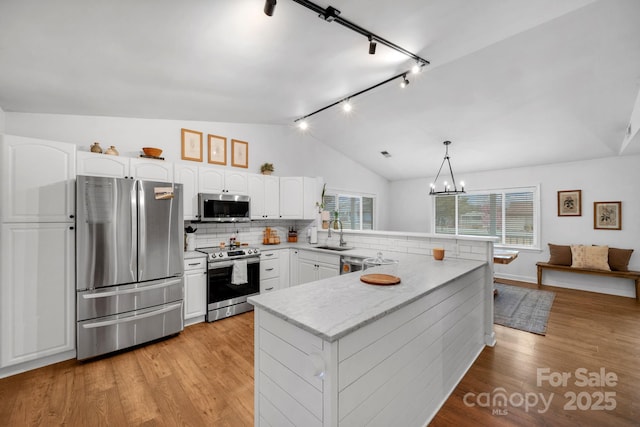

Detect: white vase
185,234,196,251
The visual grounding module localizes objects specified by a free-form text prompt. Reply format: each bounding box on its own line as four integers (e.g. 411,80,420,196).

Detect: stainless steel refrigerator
75,175,184,360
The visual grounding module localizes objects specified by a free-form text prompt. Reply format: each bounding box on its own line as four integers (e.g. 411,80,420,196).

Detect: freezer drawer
77,277,183,321
76,301,183,360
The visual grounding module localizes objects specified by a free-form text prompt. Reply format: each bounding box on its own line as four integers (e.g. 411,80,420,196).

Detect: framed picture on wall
594,201,621,230
181,128,203,162
231,139,248,168
557,190,582,216
208,134,227,165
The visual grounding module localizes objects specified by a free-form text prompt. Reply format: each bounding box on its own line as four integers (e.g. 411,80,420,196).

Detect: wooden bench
536,262,640,301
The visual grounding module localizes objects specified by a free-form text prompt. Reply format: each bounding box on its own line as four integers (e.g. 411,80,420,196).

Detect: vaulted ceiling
1,0,639,180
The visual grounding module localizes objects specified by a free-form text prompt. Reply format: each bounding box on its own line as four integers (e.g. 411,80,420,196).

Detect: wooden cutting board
360,273,401,286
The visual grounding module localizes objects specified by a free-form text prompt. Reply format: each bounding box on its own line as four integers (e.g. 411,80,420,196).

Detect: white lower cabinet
0,223,75,368
183,256,207,325
260,250,290,293
296,250,340,285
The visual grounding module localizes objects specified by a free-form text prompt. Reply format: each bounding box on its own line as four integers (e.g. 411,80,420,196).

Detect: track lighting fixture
400,75,409,88
294,69,413,127
264,0,277,17
264,0,429,66
368,36,377,55
429,141,466,195
342,100,352,112
411,61,425,74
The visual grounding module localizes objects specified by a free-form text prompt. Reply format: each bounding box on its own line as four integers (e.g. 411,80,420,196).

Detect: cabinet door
2,135,76,223
174,163,199,220
0,223,75,367
248,173,266,219
199,167,225,193
77,151,130,178
224,170,248,194
130,158,173,182
318,263,339,280
303,177,318,220
264,175,280,218
279,249,290,288
279,177,303,219
184,269,206,320
298,258,318,286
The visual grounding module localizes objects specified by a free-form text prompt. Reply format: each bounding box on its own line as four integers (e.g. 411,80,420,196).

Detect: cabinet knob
69,226,74,230
69,214,75,219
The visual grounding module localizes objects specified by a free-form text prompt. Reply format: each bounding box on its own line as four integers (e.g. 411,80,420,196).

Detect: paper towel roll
309,226,318,244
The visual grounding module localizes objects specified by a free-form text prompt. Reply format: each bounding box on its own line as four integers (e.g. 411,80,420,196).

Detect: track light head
298,120,309,131
264,0,276,16
343,100,352,113
368,36,377,55
400,75,409,88
320,6,341,22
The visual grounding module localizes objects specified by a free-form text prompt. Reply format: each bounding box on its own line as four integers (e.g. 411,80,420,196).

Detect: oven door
207,257,260,310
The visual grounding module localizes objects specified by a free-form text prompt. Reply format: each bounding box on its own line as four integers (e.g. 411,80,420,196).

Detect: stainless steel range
198,246,261,322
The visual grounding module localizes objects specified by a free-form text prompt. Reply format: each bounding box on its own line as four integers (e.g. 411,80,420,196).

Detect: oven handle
208,257,260,269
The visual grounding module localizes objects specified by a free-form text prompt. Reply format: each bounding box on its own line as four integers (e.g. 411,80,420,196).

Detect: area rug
494,283,555,335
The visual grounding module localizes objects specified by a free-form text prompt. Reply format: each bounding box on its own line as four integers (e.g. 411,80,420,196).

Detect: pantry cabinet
2,135,76,223
0,223,75,367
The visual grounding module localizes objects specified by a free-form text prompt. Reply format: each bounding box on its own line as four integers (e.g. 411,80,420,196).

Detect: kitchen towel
231,259,248,285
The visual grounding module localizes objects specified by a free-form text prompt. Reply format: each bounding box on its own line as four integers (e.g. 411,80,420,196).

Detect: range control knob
218,253,224,258
247,249,253,254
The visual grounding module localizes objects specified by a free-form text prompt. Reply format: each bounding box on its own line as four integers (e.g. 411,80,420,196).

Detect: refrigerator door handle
80,302,182,329
81,278,183,299
130,181,138,279
137,180,146,278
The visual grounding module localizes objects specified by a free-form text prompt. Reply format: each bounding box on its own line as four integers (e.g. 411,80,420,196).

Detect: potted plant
316,183,330,228
260,162,274,175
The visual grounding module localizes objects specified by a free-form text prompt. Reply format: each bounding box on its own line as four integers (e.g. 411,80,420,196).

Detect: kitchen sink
315,245,353,251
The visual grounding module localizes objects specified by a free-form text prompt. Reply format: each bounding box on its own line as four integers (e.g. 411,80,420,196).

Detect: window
323,193,374,230
433,186,538,248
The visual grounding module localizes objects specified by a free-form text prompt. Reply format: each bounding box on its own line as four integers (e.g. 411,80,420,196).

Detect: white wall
0,105,5,133
5,112,390,228
388,155,640,298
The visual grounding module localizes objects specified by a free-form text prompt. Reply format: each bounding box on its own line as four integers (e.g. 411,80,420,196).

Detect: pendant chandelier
429,141,465,195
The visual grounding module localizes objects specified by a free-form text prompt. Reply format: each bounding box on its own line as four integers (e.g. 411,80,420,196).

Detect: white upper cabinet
174,163,199,220
2,135,76,223
76,151,129,178
199,167,248,194
279,176,317,220
249,173,279,219
223,170,248,194
129,158,173,182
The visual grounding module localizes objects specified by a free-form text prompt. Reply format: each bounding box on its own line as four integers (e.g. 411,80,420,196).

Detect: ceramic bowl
142,147,162,157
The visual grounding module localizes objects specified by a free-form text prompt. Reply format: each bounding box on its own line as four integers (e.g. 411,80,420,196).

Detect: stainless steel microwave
198,193,251,222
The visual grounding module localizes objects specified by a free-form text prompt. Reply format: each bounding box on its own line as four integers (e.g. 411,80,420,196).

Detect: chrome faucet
327,219,347,247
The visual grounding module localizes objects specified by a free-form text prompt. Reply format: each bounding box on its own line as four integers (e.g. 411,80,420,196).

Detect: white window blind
323,193,374,230
433,187,537,248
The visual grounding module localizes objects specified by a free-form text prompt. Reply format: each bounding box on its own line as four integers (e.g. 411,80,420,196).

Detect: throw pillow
548,243,572,266
571,245,610,270
608,247,634,272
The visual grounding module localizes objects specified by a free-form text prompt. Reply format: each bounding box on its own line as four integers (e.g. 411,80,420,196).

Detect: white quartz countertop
248,257,487,342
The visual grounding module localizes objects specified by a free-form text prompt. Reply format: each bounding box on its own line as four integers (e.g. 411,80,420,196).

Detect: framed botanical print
231,139,248,168
557,190,581,216
181,128,203,162
594,201,621,230
208,134,227,165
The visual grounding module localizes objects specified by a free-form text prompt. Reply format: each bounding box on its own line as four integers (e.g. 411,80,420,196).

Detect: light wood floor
1,281,638,426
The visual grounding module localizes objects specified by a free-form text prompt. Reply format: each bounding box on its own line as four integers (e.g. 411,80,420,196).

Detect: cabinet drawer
316,252,339,266
261,250,280,260
261,277,279,293
261,258,280,279
184,257,206,271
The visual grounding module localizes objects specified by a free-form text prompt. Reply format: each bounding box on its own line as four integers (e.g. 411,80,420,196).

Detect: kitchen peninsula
249,248,494,426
